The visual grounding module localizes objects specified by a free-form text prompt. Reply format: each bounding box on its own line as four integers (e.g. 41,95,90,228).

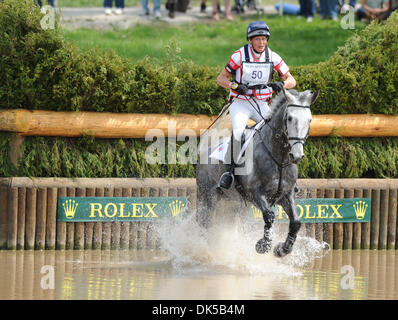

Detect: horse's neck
264,105,289,160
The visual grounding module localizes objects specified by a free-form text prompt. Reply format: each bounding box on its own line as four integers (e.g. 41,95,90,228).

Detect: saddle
209,118,266,165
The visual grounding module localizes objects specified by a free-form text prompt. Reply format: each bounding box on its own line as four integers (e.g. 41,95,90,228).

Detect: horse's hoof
255,237,271,254
322,242,331,251
273,242,291,257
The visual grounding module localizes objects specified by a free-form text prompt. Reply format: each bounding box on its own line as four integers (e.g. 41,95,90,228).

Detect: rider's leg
218,99,250,189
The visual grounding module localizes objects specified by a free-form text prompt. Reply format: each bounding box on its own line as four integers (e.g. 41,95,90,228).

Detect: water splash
154,209,329,277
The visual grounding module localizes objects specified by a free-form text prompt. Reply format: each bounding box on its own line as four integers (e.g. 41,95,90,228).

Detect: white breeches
229,97,271,142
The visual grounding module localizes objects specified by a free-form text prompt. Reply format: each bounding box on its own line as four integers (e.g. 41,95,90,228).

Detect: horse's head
281,89,319,164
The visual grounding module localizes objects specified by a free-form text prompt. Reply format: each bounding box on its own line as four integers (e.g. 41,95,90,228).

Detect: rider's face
249,36,268,53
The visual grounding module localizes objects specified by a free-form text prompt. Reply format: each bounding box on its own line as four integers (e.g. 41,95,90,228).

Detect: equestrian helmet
246,21,270,40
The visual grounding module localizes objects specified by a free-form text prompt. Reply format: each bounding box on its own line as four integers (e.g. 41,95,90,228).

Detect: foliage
0,134,397,179
1,0,398,179
293,11,398,114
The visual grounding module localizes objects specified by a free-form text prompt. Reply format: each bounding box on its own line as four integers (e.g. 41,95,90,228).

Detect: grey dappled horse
196,89,319,257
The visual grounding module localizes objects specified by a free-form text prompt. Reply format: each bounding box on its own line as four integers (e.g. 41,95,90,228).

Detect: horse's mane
268,89,300,119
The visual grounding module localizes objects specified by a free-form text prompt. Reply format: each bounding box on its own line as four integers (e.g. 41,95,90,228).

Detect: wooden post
129,187,140,249
304,188,315,239
93,188,104,250
121,188,132,249
343,188,354,250
362,189,371,249
138,187,150,250
315,188,323,242
147,187,160,250
157,186,168,249
387,189,397,250
323,188,334,249
25,188,37,250
35,187,47,250
0,186,8,249
17,187,26,250
45,187,58,250
353,189,363,250
102,187,113,250
378,189,389,250
84,188,95,250
74,187,86,250
111,188,122,250
370,189,380,250
333,189,344,250
7,187,18,250
66,187,75,250
56,187,67,250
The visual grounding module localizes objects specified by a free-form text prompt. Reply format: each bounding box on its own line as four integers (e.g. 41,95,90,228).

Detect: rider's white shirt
226,44,289,101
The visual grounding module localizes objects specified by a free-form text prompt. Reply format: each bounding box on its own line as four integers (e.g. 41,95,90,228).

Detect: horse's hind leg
274,190,301,257
252,189,275,254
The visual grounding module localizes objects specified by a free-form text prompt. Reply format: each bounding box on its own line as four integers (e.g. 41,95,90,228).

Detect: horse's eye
287,116,292,122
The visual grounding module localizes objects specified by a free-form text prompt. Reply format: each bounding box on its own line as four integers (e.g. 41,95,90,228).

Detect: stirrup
218,171,235,190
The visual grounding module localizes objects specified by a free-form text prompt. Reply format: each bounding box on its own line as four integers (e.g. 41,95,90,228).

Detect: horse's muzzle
289,153,304,164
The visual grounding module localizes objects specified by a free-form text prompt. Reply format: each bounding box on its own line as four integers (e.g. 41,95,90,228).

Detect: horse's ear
283,88,294,102
311,89,320,105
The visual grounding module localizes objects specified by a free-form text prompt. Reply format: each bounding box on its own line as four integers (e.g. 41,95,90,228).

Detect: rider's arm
282,72,296,89
217,68,234,89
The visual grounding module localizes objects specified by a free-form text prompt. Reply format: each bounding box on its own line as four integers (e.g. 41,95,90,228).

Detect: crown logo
62,199,78,219
169,200,185,218
353,201,368,220
251,205,262,219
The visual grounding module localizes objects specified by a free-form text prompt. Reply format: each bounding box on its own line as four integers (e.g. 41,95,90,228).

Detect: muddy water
0,215,397,300
0,250,398,299
0,248,397,300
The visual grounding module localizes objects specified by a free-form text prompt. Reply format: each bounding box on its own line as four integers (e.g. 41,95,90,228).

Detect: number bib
241,62,273,86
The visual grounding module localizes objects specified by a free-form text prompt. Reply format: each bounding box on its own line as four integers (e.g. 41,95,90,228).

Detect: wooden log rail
1,109,398,138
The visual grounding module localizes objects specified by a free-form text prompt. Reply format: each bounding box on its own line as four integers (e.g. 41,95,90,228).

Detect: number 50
252,71,263,79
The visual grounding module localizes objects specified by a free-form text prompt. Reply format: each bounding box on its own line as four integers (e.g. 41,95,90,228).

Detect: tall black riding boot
218,136,239,190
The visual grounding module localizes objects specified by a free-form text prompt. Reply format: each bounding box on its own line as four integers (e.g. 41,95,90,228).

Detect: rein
253,102,311,204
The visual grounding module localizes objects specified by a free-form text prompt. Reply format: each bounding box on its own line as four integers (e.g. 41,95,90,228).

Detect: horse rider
216,20,297,189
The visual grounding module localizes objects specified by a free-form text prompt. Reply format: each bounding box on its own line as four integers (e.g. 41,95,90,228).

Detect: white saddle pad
209,119,265,164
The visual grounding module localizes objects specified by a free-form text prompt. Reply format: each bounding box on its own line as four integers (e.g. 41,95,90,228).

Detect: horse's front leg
196,186,218,230
252,188,275,254
274,189,301,257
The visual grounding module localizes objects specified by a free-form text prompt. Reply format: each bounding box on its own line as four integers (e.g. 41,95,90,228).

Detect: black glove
230,82,249,95
270,81,284,94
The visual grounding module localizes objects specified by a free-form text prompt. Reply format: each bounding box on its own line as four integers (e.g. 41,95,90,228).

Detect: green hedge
1,0,398,179
0,0,226,115
294,16,398,115
1,133,398,179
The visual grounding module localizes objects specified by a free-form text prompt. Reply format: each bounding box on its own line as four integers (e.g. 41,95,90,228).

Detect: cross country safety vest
230,44,274,101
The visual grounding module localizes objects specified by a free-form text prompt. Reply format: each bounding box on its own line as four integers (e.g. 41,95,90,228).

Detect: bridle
283,104,311,150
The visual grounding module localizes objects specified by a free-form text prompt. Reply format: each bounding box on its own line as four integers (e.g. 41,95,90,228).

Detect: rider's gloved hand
230,82,249,95
270,81,284,94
